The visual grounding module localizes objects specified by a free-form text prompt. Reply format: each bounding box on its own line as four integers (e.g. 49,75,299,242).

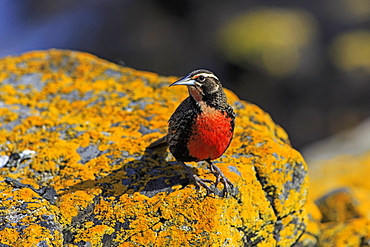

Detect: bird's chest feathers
187,101,233,161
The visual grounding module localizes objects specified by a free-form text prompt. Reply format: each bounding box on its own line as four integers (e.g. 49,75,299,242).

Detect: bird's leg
209,164,221,188
206,160,234,195
179,161,215,194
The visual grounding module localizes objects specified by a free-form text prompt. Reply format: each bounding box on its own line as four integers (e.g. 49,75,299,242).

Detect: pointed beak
169,75,196,87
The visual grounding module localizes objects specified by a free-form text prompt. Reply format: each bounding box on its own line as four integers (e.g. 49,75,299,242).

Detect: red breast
187,102,233,161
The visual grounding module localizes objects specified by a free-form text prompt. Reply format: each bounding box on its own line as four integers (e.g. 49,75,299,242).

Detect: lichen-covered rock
316,188,361,223
293,199,322,247
318,219,370,246
304,149,370,247
0,50,308,246
0,177,63,246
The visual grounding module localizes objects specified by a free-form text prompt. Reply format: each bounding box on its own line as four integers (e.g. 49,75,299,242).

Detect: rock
293,199,322,247
301,118,370,246
314,188,370,246
0,177,63,246
0,50,308,246
316,188,361,223
318,219,370,246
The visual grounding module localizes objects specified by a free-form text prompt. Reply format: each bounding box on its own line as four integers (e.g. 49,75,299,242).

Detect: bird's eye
197,76,205,82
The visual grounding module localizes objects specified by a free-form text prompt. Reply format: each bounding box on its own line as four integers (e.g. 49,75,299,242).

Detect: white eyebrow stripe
193,73,219,80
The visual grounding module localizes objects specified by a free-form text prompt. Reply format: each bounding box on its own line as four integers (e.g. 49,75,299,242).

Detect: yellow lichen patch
309,151,370,201
58,188,101,225
15,224,62,246
278,210,307,246
0,177,63,246
0,228,20,246
0,50,308,246
318,218,370,247
0,108,18,124
304,199,322,236
305,133,370,244
74,225,115,247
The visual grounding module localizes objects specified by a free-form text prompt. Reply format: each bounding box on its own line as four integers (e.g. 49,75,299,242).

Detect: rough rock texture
0,50,308,246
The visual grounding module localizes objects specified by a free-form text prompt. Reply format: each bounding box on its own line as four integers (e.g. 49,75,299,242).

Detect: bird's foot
180,162,215,195
191,175,215,195
207,161,234,196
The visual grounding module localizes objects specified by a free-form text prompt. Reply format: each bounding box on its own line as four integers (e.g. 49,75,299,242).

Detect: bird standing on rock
149,69,236,196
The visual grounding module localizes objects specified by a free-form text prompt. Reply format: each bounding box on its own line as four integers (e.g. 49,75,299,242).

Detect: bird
148,69,236,196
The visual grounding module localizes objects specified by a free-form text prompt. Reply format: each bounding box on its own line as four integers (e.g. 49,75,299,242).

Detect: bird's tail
147,135,168,148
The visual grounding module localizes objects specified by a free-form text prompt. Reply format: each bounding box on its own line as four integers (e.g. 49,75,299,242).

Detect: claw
206,160,234,196
179,161,234,196
180,161,216,194
192,176,215,195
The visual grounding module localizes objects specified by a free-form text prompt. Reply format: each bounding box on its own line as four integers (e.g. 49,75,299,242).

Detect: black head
170,69,224,102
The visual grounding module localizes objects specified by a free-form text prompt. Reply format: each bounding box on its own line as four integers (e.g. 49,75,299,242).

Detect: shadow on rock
58,144,191,199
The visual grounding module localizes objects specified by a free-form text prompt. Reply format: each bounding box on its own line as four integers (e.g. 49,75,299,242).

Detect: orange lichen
303,199,322,237
74,225,115,246
0,50,308,246
16,225,61,246
308,153,370,202
0,108,18,124
318,218,370,247
0,228,20,245
304,149,370,246
58,188,102,225
0,176,63,246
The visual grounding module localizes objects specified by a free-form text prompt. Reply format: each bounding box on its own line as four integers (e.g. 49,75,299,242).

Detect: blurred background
1,0,370,152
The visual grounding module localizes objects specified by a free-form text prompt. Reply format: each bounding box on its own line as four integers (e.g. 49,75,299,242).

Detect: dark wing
147,135,168,149
167,96,199,161
147,96,198,153
225,104,236,133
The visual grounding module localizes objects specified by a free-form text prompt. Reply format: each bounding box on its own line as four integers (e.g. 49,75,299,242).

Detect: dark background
1,0,370,150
